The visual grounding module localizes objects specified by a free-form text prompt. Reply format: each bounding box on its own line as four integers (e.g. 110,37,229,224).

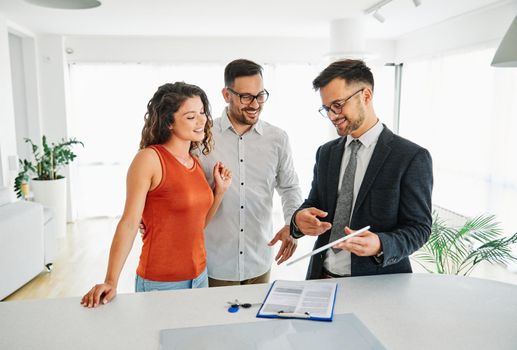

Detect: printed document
258,280,337,320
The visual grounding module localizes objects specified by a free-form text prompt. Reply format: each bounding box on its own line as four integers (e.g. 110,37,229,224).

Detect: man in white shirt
200,59,303,286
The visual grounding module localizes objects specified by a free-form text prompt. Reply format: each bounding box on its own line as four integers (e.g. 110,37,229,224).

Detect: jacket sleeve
376,148,433,267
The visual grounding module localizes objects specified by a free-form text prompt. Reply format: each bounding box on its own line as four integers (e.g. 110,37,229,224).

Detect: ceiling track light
364,0,393,16
491,15,517,67
364,0,422,23
373,11,385,23
24,0,101,9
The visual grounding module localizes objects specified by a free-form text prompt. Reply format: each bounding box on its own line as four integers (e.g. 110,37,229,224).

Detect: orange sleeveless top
137,144,214,282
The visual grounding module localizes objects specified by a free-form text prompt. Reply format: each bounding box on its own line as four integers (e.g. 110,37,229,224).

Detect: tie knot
349,139,361,156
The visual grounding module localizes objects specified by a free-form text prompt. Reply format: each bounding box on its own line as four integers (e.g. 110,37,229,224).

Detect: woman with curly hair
81,82,232,307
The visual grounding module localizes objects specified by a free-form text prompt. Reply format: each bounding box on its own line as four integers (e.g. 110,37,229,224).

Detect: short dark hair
313,59,374,91
224,59,263,87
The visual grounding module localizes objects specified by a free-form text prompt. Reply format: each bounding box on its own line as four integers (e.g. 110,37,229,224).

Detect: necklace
174,154,192,167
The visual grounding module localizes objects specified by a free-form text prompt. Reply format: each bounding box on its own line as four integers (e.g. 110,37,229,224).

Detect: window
399,48,517,234
69,63,329,218
68,61,396,280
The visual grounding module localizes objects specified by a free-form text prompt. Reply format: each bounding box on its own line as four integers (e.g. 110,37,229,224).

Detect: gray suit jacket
291,125,433,279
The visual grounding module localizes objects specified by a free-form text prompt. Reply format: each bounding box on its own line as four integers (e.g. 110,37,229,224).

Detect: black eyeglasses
318,88,364,118
226,87,269,104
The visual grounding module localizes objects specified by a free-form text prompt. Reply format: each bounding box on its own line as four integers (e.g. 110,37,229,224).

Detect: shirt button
241,206,244,209
240,251,243,255
241,182,244,186
240,159,243,162
240,229,243,232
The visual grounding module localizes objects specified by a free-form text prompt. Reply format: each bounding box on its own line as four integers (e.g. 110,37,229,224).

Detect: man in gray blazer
290,59,433,279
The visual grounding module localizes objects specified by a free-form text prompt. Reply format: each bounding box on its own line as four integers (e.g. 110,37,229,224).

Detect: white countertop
1,273,516,349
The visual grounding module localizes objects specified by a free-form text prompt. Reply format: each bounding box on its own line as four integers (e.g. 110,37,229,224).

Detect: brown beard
337,108,365,136
228,103,261,126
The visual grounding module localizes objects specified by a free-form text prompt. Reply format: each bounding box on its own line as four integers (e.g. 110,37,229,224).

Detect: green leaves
13,136,84,198
413,211,517,276
13,159,35,198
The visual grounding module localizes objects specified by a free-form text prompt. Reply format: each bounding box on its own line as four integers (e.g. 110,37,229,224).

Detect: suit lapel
327,138,346,217
354,126,393,214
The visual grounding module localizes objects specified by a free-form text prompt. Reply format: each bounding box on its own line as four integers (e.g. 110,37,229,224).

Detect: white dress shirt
200,109,302,281
324,120,383,276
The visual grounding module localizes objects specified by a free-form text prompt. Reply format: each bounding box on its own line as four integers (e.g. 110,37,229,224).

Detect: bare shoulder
136,147,160,162
129,148,161,174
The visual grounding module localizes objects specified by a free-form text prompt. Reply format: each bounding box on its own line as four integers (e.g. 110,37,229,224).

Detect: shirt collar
345,119,383,149
219,107,263,135
219,108,233,132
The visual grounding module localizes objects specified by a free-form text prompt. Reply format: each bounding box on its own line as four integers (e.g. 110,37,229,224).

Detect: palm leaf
461,215,502,244
410,254,437,274
413,211,516,276
462,233,517,269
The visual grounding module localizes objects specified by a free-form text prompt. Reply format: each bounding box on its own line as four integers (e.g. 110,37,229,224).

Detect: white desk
1,273,516,349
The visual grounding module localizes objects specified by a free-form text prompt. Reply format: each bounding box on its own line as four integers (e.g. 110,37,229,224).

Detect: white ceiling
0,0,509,38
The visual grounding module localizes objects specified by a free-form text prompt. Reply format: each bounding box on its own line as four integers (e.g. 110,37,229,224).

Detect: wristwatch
290,212,304,239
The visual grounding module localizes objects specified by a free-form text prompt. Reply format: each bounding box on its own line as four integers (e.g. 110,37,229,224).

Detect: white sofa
0,187,45,300
43,207,57,267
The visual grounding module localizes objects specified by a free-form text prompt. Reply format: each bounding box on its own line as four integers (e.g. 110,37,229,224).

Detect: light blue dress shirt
199,109,302,281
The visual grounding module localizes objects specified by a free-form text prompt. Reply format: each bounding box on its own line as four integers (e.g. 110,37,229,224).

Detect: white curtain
68,61,397,280
68,63,331,219
399,48,517,234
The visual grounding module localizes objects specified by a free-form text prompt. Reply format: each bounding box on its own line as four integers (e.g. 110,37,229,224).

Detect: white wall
65,36,396,65
37,34,76,220
20,35,43,149
396,1,517,61
1,1,514,210
0,15,17,192
37,35,71,141
65,36,325,64
7,24,43,161
1,18,42,198
1,25,76,217
9,33,30,161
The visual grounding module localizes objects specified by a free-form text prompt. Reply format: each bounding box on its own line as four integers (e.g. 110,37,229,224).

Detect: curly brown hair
139,82,213,154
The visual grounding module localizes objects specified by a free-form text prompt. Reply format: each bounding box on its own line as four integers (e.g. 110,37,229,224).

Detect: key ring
226,299,261,313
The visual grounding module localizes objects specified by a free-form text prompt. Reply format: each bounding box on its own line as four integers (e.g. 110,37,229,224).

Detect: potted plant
14,136,83,237
412,212,517,276
14,159,32,199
